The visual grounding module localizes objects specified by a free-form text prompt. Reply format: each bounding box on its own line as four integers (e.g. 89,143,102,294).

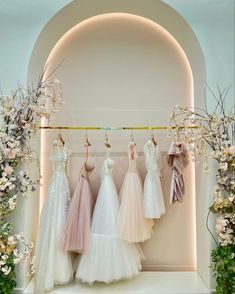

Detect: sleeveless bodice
143,140,161,174
49,142,68,172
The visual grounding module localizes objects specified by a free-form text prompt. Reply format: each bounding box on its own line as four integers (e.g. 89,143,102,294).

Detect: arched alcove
24,1,211,293
41,10,195,271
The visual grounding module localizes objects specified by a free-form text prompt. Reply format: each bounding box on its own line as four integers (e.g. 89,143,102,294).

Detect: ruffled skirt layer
76,233,142,284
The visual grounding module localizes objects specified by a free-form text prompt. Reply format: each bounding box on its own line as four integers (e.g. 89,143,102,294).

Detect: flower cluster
168,105,234,163
0,234,33,275
216,213,235,246
0,73,63,290
168,87,235,293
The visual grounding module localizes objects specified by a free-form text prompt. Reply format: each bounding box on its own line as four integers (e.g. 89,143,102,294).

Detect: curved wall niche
42,12,195,272
26,0,211,291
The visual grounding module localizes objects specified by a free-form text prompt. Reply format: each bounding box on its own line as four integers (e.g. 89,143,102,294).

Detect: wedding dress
63,161,95,253
118,142,153,243
34,140,73,293
76,155,142,284
143,140,165,219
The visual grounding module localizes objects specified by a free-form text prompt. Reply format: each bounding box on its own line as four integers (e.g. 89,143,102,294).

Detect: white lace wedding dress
143,140,165,219
76,157,142,284
34,141,73,293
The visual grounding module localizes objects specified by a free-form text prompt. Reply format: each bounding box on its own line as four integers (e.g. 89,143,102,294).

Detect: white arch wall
27,0,211,290
19,0,208,291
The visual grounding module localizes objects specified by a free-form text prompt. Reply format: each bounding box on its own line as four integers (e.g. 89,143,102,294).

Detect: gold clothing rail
39,126,197,130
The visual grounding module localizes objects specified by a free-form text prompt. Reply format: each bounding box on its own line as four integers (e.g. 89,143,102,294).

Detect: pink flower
228,145,235,154
4,165,14,175
216,223,223,234
8,151,16,159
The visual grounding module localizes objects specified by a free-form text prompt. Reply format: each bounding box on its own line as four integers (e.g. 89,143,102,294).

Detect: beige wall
41,13,196,271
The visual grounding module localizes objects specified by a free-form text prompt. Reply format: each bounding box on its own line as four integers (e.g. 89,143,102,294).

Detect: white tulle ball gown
34,141,73,293
76,157,142,284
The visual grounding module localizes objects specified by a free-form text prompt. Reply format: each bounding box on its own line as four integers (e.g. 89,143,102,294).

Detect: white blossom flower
2,265,11,275
219,162,228,171
203,162,211,174
19,170,26,176
9,184,16,190
15,234,22,240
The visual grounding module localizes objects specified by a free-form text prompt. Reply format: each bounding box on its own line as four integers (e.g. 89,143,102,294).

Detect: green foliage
0,254,16,294
211,245,235,294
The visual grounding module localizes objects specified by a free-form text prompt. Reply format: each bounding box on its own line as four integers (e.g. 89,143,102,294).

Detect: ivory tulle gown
34,141,73,293
118,142,153,243
76,156,142,284
63,161,95,253
143,140,165,219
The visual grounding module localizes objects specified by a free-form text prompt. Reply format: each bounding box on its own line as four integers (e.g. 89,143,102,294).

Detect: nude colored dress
118,142,153,243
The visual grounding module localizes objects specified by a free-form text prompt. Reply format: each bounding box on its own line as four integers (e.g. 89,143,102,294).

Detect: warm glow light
42,12,196,269
45,13,194,100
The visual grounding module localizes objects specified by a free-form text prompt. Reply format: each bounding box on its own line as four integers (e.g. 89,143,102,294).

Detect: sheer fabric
34,142,73,293
76,158,142,284
63,162,95,253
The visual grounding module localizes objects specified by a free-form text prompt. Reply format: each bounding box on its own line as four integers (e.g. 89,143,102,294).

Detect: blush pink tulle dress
63,161,95,253
118,142,153,243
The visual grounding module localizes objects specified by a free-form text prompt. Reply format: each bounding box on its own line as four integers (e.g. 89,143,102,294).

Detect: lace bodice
143,140,162,175
128,142,138,172
49,141,69,172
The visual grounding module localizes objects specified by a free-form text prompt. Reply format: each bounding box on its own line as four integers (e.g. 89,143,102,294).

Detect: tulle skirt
118,171,153,243
34,172,73,293
144,172,165,218
63,175,94,253
76,233,142,284
76,172,142,284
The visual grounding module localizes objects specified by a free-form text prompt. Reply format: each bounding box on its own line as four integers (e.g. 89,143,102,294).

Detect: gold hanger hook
104,129,111,148
57,131,65,145
84,129,91,147
150,127,157,145
130,128,134,142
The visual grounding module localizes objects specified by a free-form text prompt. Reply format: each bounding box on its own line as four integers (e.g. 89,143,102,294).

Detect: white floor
24,272,210,294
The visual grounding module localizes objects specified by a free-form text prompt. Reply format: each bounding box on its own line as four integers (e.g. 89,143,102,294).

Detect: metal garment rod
39,126,195,131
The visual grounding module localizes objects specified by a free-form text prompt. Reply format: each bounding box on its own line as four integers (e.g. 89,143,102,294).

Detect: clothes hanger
130,129,136,145
57,132,65,146
129,129,136,160
104,130,111,159
84,129,91,148
104,130,111,149
150,128,157,146
84,130,91,164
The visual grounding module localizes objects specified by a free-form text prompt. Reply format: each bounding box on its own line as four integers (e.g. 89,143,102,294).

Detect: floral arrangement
0,71,63,293
168,87,235,294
